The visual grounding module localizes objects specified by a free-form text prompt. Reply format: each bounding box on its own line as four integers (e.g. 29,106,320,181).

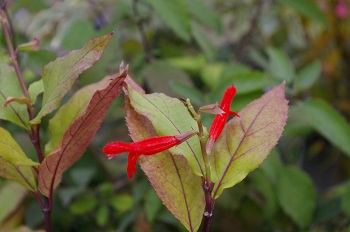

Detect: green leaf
211,83,288,198
0,182,28,224
127,84,205,176
277,166,316,227
267,47,295,83
191,20,217,61
296,99,350,157
278,0,328,25
220,71,277,95
0,127,39,192
31,33,113,124
294,60,321,92
144,189,162,222
28,79,44,104
125,83,205,232
110,195,134,214
70,194,98,215
141,61,193,97
0,60,29,129
96,205,109,226
38,70,126,197
146,0,191,41
169,81,204,106
187,0,222,33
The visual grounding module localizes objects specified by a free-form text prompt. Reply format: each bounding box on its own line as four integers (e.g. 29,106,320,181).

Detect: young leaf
277,166,316,227
0,60,29,129
211,83,288,199
146,0,191,41
38,69,127,197
0,127,39,192
267,47,295,83
125,93,204,232
296,99,350,157
127,84,205,177
30,33,113,124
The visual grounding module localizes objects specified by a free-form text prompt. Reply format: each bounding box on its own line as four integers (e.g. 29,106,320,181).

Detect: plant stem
1,6,52,232
185,99,216,232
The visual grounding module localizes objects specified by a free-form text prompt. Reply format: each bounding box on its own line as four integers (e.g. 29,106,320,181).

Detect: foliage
1,0,350,231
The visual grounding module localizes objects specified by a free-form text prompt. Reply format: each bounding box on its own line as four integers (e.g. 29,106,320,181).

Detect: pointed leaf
0,60,29,129
295,60,321,92
31,33,113,124
267,47,295,83
295,99,350,157
127,84,205,177
45,74,117,155
125,93,204,232
0,127,39,192
211,83,288,198
146,0,191,41
38,69,127,197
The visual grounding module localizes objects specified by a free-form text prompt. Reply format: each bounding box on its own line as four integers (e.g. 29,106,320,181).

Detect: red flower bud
103,130,196,178
206,85,239,154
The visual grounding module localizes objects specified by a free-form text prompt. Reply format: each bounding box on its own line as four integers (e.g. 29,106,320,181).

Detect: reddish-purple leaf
38,69,127,197
211,83,288,198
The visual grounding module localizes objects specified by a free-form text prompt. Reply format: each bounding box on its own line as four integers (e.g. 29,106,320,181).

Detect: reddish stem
1,6,52,232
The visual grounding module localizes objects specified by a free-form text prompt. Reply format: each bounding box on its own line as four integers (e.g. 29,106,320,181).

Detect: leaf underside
38,69,127,197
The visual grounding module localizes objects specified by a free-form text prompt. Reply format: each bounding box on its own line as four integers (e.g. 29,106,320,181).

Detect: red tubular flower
103,130,196,178
206,85,239,154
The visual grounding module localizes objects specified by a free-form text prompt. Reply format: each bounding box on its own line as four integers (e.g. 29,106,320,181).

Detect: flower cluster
103,85,238,178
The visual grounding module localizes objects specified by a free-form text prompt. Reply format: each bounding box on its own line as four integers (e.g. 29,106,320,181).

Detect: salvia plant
1,5,288,230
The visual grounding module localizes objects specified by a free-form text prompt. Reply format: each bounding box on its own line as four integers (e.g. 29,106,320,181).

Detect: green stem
185,99,215,232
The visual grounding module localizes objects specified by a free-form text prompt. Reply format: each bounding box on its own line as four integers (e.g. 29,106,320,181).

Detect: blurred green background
1,0,350,231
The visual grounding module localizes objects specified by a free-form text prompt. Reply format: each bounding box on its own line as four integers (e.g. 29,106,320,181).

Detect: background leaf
277,166,316,227
38,70,126,197
211,83,288,198
0,182,28,224
295,99,350,157
125,87,204,232
0,127,39,192
31,33,113,124
278,0,328,25
294,60,321,92
267,47,295,83
0,60,29,129
146,0,191,41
